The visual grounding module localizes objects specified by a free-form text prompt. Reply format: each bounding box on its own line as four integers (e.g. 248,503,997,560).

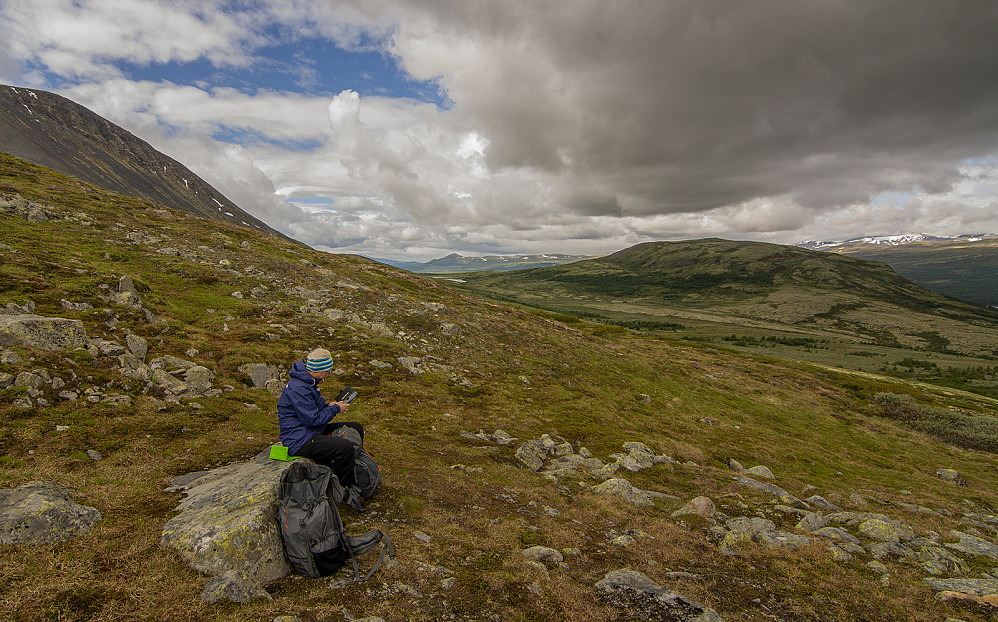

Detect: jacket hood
288,359,317,385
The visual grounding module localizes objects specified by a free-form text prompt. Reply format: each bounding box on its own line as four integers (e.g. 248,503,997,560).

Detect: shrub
874,392,998,453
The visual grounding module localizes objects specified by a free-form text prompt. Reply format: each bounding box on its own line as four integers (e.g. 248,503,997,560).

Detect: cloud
4,0,998,260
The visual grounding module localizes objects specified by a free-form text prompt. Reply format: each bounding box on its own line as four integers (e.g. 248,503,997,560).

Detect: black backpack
277,460,394,580
330,427,382,507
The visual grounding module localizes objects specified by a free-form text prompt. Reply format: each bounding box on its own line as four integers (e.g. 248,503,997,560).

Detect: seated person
277,348,363,486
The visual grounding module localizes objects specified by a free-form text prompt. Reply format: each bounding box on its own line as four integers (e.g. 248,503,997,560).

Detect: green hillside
4,153,998,621
449,239,998,397
836,239,998,308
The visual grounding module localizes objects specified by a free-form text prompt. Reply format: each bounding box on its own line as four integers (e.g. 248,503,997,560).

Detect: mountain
3,155,998,621
0,83,291,241
797,234,998,307
447,238,998,379
374,252,595,273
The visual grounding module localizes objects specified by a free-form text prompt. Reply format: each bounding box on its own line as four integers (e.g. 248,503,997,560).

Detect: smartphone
335,386,358,403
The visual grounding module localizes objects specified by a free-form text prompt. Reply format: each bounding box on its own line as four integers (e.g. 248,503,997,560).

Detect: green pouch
269,444,290,461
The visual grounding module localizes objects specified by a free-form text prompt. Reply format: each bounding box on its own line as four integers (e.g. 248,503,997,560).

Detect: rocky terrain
2,154,998,621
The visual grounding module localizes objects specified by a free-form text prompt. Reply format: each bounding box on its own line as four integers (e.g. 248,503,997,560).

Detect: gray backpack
277,460,394,580
330,427,382,505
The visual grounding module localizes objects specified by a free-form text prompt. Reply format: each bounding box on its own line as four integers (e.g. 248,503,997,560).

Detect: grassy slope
447,239,998,393
2,154,998,621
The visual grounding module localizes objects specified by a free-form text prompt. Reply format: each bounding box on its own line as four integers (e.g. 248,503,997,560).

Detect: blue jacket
277,360,341,454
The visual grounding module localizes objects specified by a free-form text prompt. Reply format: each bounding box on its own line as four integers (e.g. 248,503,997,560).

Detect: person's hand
333,401,351,412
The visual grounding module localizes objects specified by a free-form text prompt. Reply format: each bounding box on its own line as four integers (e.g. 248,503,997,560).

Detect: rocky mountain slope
0,84,290,241
3,154,998,621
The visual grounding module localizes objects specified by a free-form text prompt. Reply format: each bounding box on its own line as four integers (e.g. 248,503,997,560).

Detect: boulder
521,546,564,565
672,496,716,519
591,478,654,507
596,568,724,622
936,468,967,486
946,530,998,561
238,363,283,389
0,314,88,351
160,449,294,585
515,440,549,471
0,480,101,544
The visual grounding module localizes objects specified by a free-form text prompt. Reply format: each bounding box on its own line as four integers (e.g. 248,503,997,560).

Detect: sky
2,0,998,262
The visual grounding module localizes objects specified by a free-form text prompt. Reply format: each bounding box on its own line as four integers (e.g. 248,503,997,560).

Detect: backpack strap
343,486,366,513
345,530,396,582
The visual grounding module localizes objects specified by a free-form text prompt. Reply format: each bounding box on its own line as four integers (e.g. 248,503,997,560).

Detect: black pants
294,422,365,487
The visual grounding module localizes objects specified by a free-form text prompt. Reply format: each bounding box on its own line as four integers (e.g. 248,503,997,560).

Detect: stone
858,518,914,543
744,465,775,479
515,440,549,471
238,363,282,389
492,429,516,445
0,480,101,544
521,546,564,564
813,526,860,544
923,578,998,597
806,495,842,511
0,314,88,351
591,478,654,507
937,468,967,486
917,545,969,576
728,459,745,472
200,569,272,604
755,531,814,549
596,568,724,622
125,333,148,361
184,366,214,393
160,449,294,585
796,512,828,533
672,496,716,519
946,531,998,561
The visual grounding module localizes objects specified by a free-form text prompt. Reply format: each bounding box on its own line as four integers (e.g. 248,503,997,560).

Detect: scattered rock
521,546,564,565
596,568,724,621
937,469,967,486
592,479,654,507
200,569,272,604
672,496,716,519
0,481,101,544
0,314,89,351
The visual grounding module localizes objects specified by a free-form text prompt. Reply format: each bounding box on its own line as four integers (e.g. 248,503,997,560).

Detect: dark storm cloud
393,0,998,215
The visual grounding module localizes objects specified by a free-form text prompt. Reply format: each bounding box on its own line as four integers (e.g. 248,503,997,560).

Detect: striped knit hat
305,348,334,372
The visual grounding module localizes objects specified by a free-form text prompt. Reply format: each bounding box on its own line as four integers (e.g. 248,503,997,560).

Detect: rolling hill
448,239,998,391
4,155,998,621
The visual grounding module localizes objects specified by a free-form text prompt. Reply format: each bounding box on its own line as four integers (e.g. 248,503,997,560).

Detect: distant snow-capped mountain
796,233,996,251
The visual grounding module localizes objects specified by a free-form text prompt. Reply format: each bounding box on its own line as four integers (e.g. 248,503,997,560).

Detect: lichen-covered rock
0,314,88,351
858,518,914,543
521,546,564,565
591,478,654,507
936,468,967,486
160,449,294,585
672,496,716,519
238,363,282,389
515,439,549,471
0,480,101,544
200,569,272,604
946,530,998,561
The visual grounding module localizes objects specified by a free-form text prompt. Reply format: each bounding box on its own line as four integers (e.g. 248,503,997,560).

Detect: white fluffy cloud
3,0,998,260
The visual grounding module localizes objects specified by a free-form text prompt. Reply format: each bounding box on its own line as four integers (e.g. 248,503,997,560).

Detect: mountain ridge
0,83,293,242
